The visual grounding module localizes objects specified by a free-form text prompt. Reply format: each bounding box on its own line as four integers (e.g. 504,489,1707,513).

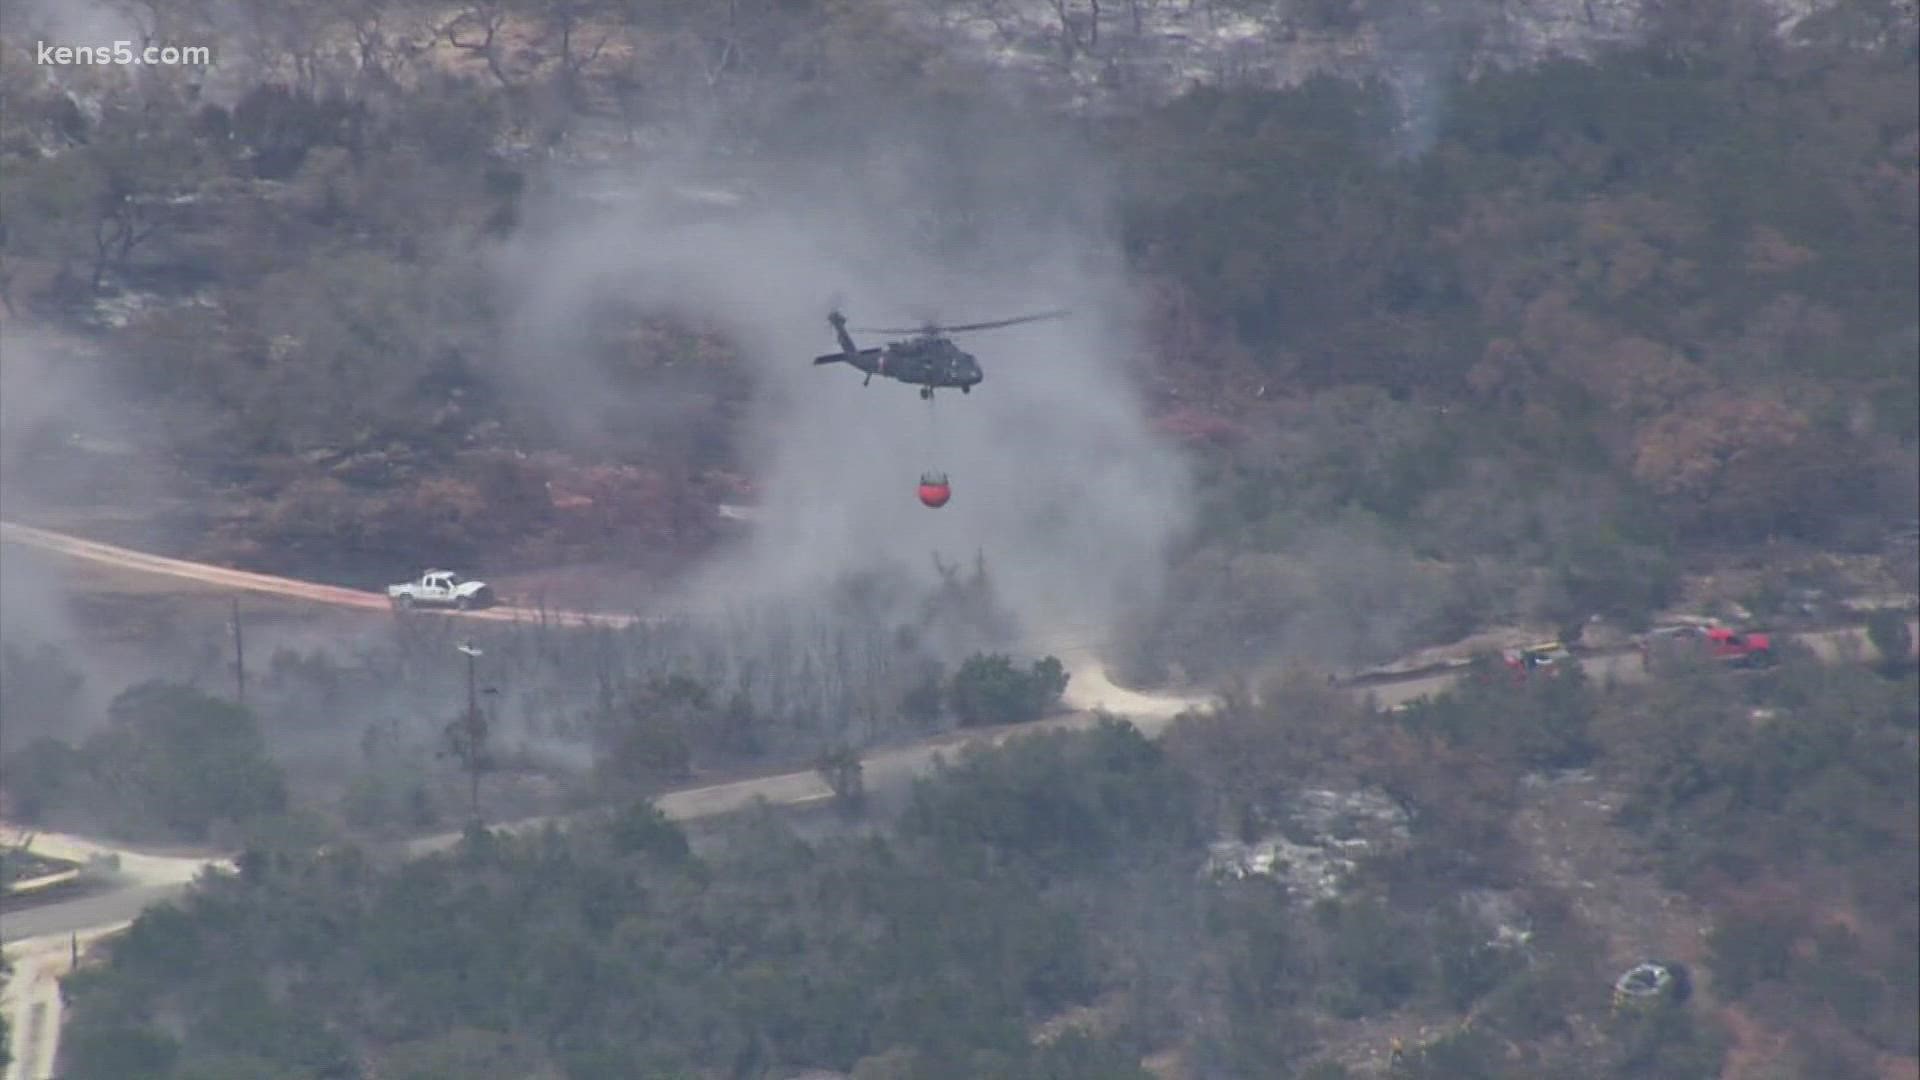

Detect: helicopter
813,308,1069,399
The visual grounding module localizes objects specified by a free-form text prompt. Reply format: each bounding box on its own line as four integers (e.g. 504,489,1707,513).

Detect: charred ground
1,3,1914,672
2,2,1917,1079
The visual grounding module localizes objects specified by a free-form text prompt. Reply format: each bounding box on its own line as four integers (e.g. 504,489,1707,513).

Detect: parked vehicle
1503,641,1572,678
1639,624,1773,671
387,570,495,611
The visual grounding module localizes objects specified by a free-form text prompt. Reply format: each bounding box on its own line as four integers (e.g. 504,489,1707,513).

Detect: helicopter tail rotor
824,300,860,356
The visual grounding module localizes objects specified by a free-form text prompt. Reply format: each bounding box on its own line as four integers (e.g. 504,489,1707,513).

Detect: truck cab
388,570,495,611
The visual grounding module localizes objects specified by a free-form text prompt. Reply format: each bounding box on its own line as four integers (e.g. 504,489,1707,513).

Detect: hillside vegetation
3,6,1916,1078
50,656,1919,1079
1,3,1913,673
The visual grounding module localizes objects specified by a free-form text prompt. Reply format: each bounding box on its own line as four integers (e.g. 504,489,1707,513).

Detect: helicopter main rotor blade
850,309,1071,336
933,310,1074,334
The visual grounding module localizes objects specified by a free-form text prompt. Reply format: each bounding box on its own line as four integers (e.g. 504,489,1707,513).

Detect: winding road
0,521,1218,1079
1,831,234,1080
0,522,647,628
0,519,1910,1079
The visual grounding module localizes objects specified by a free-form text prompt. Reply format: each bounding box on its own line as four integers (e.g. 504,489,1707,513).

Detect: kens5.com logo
37,40,213,66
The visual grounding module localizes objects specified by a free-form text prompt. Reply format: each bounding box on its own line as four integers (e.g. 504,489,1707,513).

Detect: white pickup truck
387,570,496,611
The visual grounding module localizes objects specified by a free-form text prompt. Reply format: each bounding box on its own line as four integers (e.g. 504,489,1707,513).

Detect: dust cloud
491,106,1195,657
0,323,238,750
0,86,1198,819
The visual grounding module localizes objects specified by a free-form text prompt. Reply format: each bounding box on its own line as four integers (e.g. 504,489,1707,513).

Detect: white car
387,570,495,611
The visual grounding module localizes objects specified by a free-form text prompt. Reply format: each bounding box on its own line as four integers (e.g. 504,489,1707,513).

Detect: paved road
1,674,1202,1079
1,518,1911,1078
0,520,1218,1078
9,618,1905,1079
1,830,233,1080
4,884,192,945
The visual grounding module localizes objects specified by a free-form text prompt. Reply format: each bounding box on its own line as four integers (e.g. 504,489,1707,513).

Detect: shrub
948,654,1070,727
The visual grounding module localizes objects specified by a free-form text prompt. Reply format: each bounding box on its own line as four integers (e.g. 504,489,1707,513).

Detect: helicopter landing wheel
961,385,970,394
920,387,933,400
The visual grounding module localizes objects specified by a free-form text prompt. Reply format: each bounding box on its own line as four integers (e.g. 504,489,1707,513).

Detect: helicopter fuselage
817,307,1070,398
869,337,982,392
817,315,983,397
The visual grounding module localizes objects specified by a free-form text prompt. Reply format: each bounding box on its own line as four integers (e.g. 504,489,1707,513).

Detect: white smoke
4,0,148,48
490,123,1192,651
1376,0,1485,160
0,326,130,743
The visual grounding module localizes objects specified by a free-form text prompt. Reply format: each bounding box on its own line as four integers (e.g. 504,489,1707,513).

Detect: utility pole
446,641,490,826
231,597,246,707
460,642,480,823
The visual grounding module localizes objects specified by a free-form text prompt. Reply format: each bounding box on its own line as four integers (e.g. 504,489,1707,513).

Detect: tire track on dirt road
0,520,654,629
3,519,1911,1079
9,518,1906,685
1,520,1225,1077
0,519,1317,692
1,521,390,610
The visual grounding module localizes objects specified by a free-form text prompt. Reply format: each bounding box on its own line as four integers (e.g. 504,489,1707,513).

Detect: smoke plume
1376,0,1482,160
0,325,129,743
491,107,1194,655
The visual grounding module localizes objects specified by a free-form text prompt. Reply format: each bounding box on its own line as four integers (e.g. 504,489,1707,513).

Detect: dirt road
1,519,1911,1077
0,670,1209,1076
0,521,651,629
0,521,1227,1075
8,518,1905,683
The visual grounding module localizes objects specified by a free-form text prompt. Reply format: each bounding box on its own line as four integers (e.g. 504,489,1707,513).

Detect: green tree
901,719,1196,871
61,1025,182,1079
949,654,1069,727
84,682,287,841
605,800,692,863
